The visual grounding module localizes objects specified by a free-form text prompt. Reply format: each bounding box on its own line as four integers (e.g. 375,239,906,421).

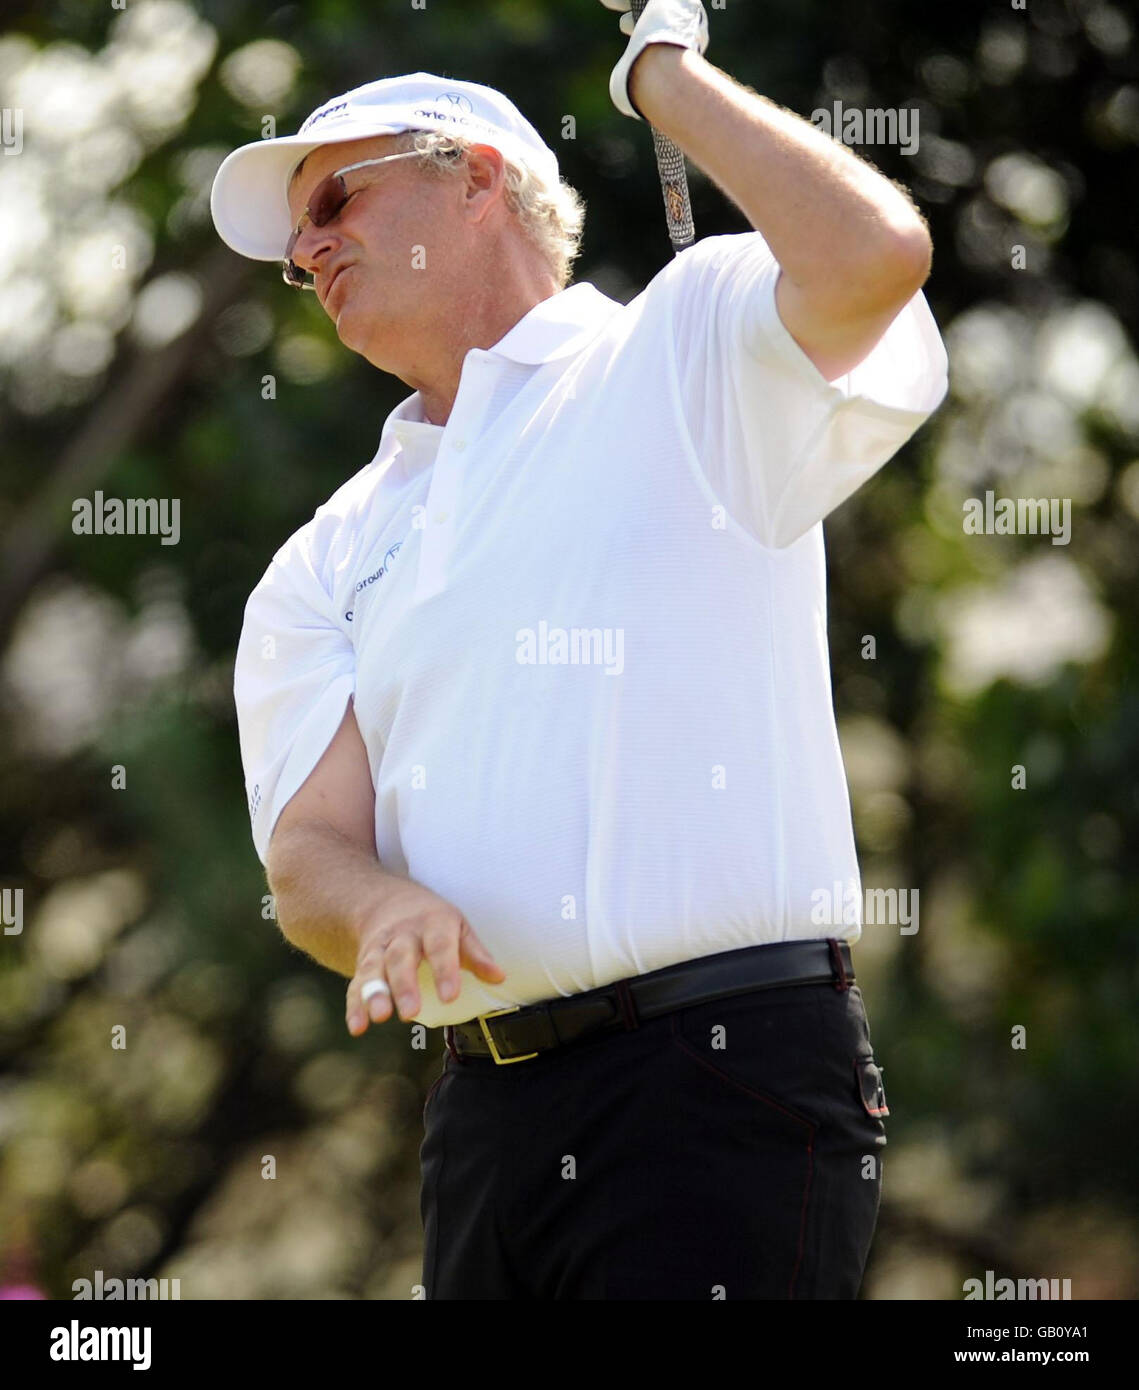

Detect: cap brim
210,126,405,262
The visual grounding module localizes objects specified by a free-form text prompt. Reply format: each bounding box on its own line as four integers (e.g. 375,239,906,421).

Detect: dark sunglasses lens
309,173,347,227
282,172,348,287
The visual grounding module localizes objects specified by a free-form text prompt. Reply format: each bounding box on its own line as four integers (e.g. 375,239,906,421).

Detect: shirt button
452,439,466,451
434,512,449,524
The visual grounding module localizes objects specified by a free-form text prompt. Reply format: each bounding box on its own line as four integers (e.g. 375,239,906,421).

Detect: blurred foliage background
1,0,1137,1300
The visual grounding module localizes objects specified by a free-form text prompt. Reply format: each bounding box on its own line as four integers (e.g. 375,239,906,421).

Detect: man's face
285,133,482,371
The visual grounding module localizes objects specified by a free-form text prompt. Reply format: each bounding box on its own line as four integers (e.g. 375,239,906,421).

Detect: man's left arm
628,45,933,383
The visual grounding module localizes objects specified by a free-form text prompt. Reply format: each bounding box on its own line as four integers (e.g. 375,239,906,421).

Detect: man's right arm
265,697,506,1035
266,695,390,980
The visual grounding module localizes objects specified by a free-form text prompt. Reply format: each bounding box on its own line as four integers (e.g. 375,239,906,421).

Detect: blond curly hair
391,128,586,289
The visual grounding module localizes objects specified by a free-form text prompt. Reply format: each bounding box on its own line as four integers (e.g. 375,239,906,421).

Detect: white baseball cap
210,71,562,262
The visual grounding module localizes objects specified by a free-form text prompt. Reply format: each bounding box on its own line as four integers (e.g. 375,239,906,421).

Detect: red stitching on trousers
669,1013,817,1129
668,1011,817,1299
788,1134,814,1299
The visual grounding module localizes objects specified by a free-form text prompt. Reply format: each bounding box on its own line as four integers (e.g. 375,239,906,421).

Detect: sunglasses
282,150,425,290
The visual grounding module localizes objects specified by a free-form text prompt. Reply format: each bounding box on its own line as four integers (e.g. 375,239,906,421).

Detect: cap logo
299,99,349,134
412,105,479,129
439,92,474,113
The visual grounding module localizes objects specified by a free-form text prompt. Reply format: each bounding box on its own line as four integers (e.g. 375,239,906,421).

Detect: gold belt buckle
477,1005,539,1065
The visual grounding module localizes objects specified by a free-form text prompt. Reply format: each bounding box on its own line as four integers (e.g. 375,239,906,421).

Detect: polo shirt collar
486,281,621,365
376,280,622,456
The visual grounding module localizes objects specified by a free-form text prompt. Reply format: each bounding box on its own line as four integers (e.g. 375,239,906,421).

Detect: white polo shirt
235,231,948,1027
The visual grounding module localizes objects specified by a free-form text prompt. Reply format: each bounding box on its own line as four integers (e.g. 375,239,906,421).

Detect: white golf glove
600,0,710,121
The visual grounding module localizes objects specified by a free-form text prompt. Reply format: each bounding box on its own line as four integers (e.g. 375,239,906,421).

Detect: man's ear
463,143,506,220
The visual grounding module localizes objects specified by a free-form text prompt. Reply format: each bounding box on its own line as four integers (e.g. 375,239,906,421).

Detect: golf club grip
628,0,695,255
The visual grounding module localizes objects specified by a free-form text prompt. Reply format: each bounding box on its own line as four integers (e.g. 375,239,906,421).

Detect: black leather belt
444,938,855,1065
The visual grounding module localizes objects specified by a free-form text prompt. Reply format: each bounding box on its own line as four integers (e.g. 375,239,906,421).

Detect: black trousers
419,973,888,1299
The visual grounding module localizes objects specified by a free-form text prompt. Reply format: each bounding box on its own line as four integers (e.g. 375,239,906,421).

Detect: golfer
211,0,948,1299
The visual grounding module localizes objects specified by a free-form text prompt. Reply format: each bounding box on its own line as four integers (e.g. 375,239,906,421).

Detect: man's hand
611,43,934,381
263,700,507,1034
599,0,709,120
345,880,506,1035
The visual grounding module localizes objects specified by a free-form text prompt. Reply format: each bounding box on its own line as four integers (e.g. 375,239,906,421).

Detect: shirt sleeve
233,526,357,867
667,232,949,549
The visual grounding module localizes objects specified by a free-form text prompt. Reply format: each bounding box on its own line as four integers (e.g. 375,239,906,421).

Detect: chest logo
345,541,402,623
